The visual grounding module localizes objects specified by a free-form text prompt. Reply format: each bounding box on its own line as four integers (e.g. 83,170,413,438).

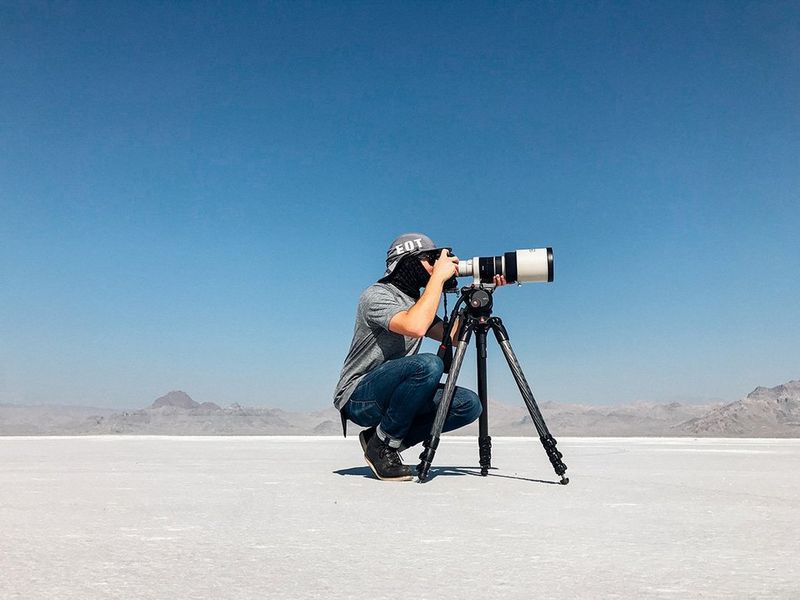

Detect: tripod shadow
332,464,561,485
427,465,562,485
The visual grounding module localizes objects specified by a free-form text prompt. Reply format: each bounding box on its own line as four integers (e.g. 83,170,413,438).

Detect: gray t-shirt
333,283,425,410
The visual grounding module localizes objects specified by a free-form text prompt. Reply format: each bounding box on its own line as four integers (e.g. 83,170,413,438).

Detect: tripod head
444,284,497,327
437,285,498,371
463,285,495,318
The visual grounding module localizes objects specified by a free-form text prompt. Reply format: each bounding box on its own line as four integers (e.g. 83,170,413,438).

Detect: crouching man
333,233,502,481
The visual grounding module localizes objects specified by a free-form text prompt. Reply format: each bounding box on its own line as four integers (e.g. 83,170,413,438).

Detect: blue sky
1,1,798,409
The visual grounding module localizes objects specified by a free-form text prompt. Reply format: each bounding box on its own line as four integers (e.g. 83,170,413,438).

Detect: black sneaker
359,426,376,453
364,432,415,481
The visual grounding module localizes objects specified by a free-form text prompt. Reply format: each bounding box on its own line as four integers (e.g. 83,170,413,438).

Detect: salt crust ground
1,436,798,600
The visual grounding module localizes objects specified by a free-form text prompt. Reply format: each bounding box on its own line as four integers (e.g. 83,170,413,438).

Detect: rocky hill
90,397,308,435
152,390,202,410
678,380,800,437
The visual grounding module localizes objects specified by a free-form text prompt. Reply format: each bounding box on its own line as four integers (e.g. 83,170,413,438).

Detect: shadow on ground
333,465,561,485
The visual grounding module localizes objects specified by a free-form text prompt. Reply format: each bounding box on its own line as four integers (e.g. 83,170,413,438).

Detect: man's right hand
431,249,459,284
388,249,458,338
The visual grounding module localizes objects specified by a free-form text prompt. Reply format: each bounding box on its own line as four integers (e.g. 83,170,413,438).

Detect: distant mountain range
680,381,800,436
2,381,799,437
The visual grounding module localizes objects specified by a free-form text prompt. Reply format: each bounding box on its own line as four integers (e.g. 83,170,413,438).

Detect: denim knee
460,389,482,423
407,353,444,382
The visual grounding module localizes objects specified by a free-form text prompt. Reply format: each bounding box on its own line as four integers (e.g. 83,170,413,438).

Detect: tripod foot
478,435,491,476
417,461,431,482
559,476,569,485
417,443,437,483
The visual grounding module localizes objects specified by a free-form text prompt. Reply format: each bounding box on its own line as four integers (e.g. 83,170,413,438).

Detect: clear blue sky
1,1,798,410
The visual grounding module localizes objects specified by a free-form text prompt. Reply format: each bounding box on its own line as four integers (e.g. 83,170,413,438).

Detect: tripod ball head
468,289,492,309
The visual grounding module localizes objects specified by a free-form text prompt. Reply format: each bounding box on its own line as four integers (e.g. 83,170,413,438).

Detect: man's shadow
333,465,561,485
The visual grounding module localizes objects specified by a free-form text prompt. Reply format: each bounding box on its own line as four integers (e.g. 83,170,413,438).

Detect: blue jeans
344,353,482,448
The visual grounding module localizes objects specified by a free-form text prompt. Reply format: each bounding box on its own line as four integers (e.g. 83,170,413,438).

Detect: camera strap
437,293,454,373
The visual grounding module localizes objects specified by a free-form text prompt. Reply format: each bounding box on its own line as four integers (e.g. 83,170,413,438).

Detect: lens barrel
457,248,553,284
478,256,502,283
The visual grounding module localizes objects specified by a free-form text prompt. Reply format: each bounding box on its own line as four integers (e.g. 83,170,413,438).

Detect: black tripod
417,285,569,484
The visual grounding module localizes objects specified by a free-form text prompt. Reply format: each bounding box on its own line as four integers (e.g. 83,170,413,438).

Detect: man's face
418,252,438,277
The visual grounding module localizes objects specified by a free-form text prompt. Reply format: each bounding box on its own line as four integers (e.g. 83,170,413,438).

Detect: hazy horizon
2,393,731,411
0,380,782,412
2,3,798,410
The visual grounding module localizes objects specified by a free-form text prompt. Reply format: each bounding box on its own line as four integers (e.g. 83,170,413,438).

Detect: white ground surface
1,436,798,600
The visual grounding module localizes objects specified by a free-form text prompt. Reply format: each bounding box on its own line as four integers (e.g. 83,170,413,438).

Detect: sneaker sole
364,454,415,482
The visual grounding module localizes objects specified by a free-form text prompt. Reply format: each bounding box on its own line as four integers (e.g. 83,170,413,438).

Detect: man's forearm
387,281,447,338
402,279,444,336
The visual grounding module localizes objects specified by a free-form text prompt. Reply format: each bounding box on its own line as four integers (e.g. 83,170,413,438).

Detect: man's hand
431,249,459,283
388,249,457,339
493,274,508,287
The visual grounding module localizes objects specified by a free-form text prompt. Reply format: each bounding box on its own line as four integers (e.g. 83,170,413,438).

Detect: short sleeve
363,286,408,331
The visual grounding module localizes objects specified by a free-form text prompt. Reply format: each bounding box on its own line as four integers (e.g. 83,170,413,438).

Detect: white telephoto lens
514,248,553,283
453,249,553,284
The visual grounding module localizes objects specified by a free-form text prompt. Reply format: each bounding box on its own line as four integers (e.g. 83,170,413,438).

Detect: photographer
333,233,505,481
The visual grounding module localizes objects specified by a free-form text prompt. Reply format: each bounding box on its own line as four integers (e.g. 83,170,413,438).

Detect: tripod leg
475,327,491,476
417,321,474,482
489,317,569,485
